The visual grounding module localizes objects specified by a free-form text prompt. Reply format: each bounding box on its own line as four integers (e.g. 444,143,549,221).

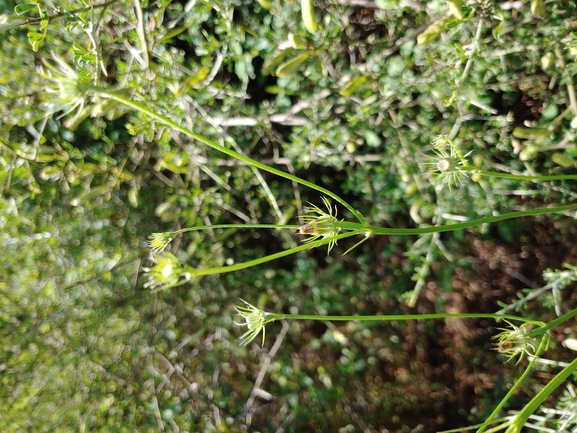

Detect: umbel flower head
493,320,548,364
142,252,191,290
299,197,341,254
426,135,470,190
235,299,276,346
42,55,89,119
148,232,176,255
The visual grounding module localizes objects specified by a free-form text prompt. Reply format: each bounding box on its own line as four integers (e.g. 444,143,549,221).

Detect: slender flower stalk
82,83,368,225
148,224,299,255
146,201,577,280
234,300,540,346
428,135,577,188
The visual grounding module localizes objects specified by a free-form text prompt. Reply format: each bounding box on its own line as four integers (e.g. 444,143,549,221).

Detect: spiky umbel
299,197,341,254
42,55,89,119
235,299,275,346
493,321,548,364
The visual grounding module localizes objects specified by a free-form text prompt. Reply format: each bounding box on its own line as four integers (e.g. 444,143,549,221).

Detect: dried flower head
299,197,341,254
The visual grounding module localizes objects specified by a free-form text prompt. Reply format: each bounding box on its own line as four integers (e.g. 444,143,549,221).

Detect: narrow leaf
512,127,552,140
530,0,546,18
14,3,37,15
301,0,318,34
417,16,456,46
340,76,367,97
275,52,310,77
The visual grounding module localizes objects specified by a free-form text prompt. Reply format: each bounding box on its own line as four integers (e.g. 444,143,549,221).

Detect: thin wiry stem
85,85,368,225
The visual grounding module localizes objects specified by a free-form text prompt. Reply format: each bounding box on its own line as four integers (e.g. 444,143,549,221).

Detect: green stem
186,231,359,276
175,203,577,275
525,307,577,338
505,355,577,433
86,85,368,225
266,312,532,323
337,202,577,235
477,335,548,433
170,224,300,235
471,169,577,182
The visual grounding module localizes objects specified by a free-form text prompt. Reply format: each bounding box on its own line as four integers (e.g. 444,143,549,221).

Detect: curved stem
86,85,368,225
186,231,359,276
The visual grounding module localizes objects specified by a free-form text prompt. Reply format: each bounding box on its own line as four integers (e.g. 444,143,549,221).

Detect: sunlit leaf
275,52,310,77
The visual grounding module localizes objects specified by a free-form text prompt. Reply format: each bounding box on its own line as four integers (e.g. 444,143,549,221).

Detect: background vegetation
1,0,577,431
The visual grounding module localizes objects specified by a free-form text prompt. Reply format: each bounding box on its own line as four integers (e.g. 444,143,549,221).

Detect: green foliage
2,0,577,431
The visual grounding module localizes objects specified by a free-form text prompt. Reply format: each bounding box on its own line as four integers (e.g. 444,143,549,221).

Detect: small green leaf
39,166,62,180
177,66,211,95
40,18,48,29
256,0,270,9
512,127,553,140
28,31,43,39
262,51,287,75
14,3,37,15
27,31,45,51
552,152,574,168
275,52,310,77
531,0,546,18
363,130,381,147
445,0,463,20
301,0,318,34
340,76,367,97
417,16,456,46
492,21,504,39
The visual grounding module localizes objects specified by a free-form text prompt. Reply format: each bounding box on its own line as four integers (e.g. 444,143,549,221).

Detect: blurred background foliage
1,0,577,431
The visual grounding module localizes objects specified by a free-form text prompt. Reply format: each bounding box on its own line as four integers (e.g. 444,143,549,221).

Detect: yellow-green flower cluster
142,252,191,290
